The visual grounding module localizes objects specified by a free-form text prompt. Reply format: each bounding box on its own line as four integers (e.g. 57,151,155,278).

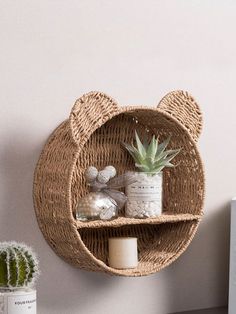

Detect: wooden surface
170,307,227,314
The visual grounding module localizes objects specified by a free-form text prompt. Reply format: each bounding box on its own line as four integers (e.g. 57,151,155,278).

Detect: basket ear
158,90,202,142
69,91,119,145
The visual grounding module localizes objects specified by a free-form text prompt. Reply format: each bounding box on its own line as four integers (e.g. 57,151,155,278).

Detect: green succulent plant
0,242,39,290
122,131,181,174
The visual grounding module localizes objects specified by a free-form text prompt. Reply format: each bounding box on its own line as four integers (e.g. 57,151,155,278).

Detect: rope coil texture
33,90,204,276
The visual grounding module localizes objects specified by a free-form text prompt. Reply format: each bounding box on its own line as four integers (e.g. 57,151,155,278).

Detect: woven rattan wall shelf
33,90,205,277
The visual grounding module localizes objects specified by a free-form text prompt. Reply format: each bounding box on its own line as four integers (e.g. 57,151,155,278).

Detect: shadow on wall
0,129,43,242
0,129,231,313
0,128,123,314
165,203,230,313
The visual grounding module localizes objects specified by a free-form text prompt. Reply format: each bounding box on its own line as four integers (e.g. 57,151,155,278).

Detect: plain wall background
0,1,235,313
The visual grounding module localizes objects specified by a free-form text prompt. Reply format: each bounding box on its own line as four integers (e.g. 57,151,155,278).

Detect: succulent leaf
147,136,158,161
135,163,151,172
164,162,175,167
156,136,171,156
134,130,146,159
142,134,149,150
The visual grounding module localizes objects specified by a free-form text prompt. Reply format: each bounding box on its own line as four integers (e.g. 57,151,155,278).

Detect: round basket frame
33,90,205,276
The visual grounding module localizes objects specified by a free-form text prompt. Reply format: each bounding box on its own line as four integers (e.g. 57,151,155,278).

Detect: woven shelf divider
33,90,205,276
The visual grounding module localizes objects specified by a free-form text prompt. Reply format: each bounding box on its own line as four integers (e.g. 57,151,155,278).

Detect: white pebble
97,170,111,184
85,166,98,182
104,165,117,178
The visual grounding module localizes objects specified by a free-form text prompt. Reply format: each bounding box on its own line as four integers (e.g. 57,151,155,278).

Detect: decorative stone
84,166,98,182
104,166,117,178
97,170,111,184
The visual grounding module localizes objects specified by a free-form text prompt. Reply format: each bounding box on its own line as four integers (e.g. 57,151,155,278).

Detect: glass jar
76,191,118,221
125,171,162,218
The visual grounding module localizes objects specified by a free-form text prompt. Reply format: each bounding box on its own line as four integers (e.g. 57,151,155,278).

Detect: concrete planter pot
0,289,36,314
125,171,163,218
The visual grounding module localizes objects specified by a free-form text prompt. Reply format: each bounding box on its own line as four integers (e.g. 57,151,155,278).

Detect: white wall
0,1,234,313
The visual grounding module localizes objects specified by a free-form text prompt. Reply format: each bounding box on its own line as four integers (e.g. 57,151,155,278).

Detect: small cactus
0,242,39,289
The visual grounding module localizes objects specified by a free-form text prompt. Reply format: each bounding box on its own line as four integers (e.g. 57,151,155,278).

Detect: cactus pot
125,171,163,218
0,289,36,314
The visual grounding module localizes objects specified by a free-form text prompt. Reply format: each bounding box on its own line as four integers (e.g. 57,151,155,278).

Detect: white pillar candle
108,237,138,269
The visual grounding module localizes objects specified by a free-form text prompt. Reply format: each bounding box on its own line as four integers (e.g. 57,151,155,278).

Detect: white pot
0,289,36,314
125,171,162,218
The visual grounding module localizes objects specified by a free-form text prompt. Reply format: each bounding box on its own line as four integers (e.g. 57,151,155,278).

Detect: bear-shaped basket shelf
33,90,205,276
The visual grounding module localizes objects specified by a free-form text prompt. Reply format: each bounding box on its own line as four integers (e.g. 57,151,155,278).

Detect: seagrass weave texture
33,91,205,276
